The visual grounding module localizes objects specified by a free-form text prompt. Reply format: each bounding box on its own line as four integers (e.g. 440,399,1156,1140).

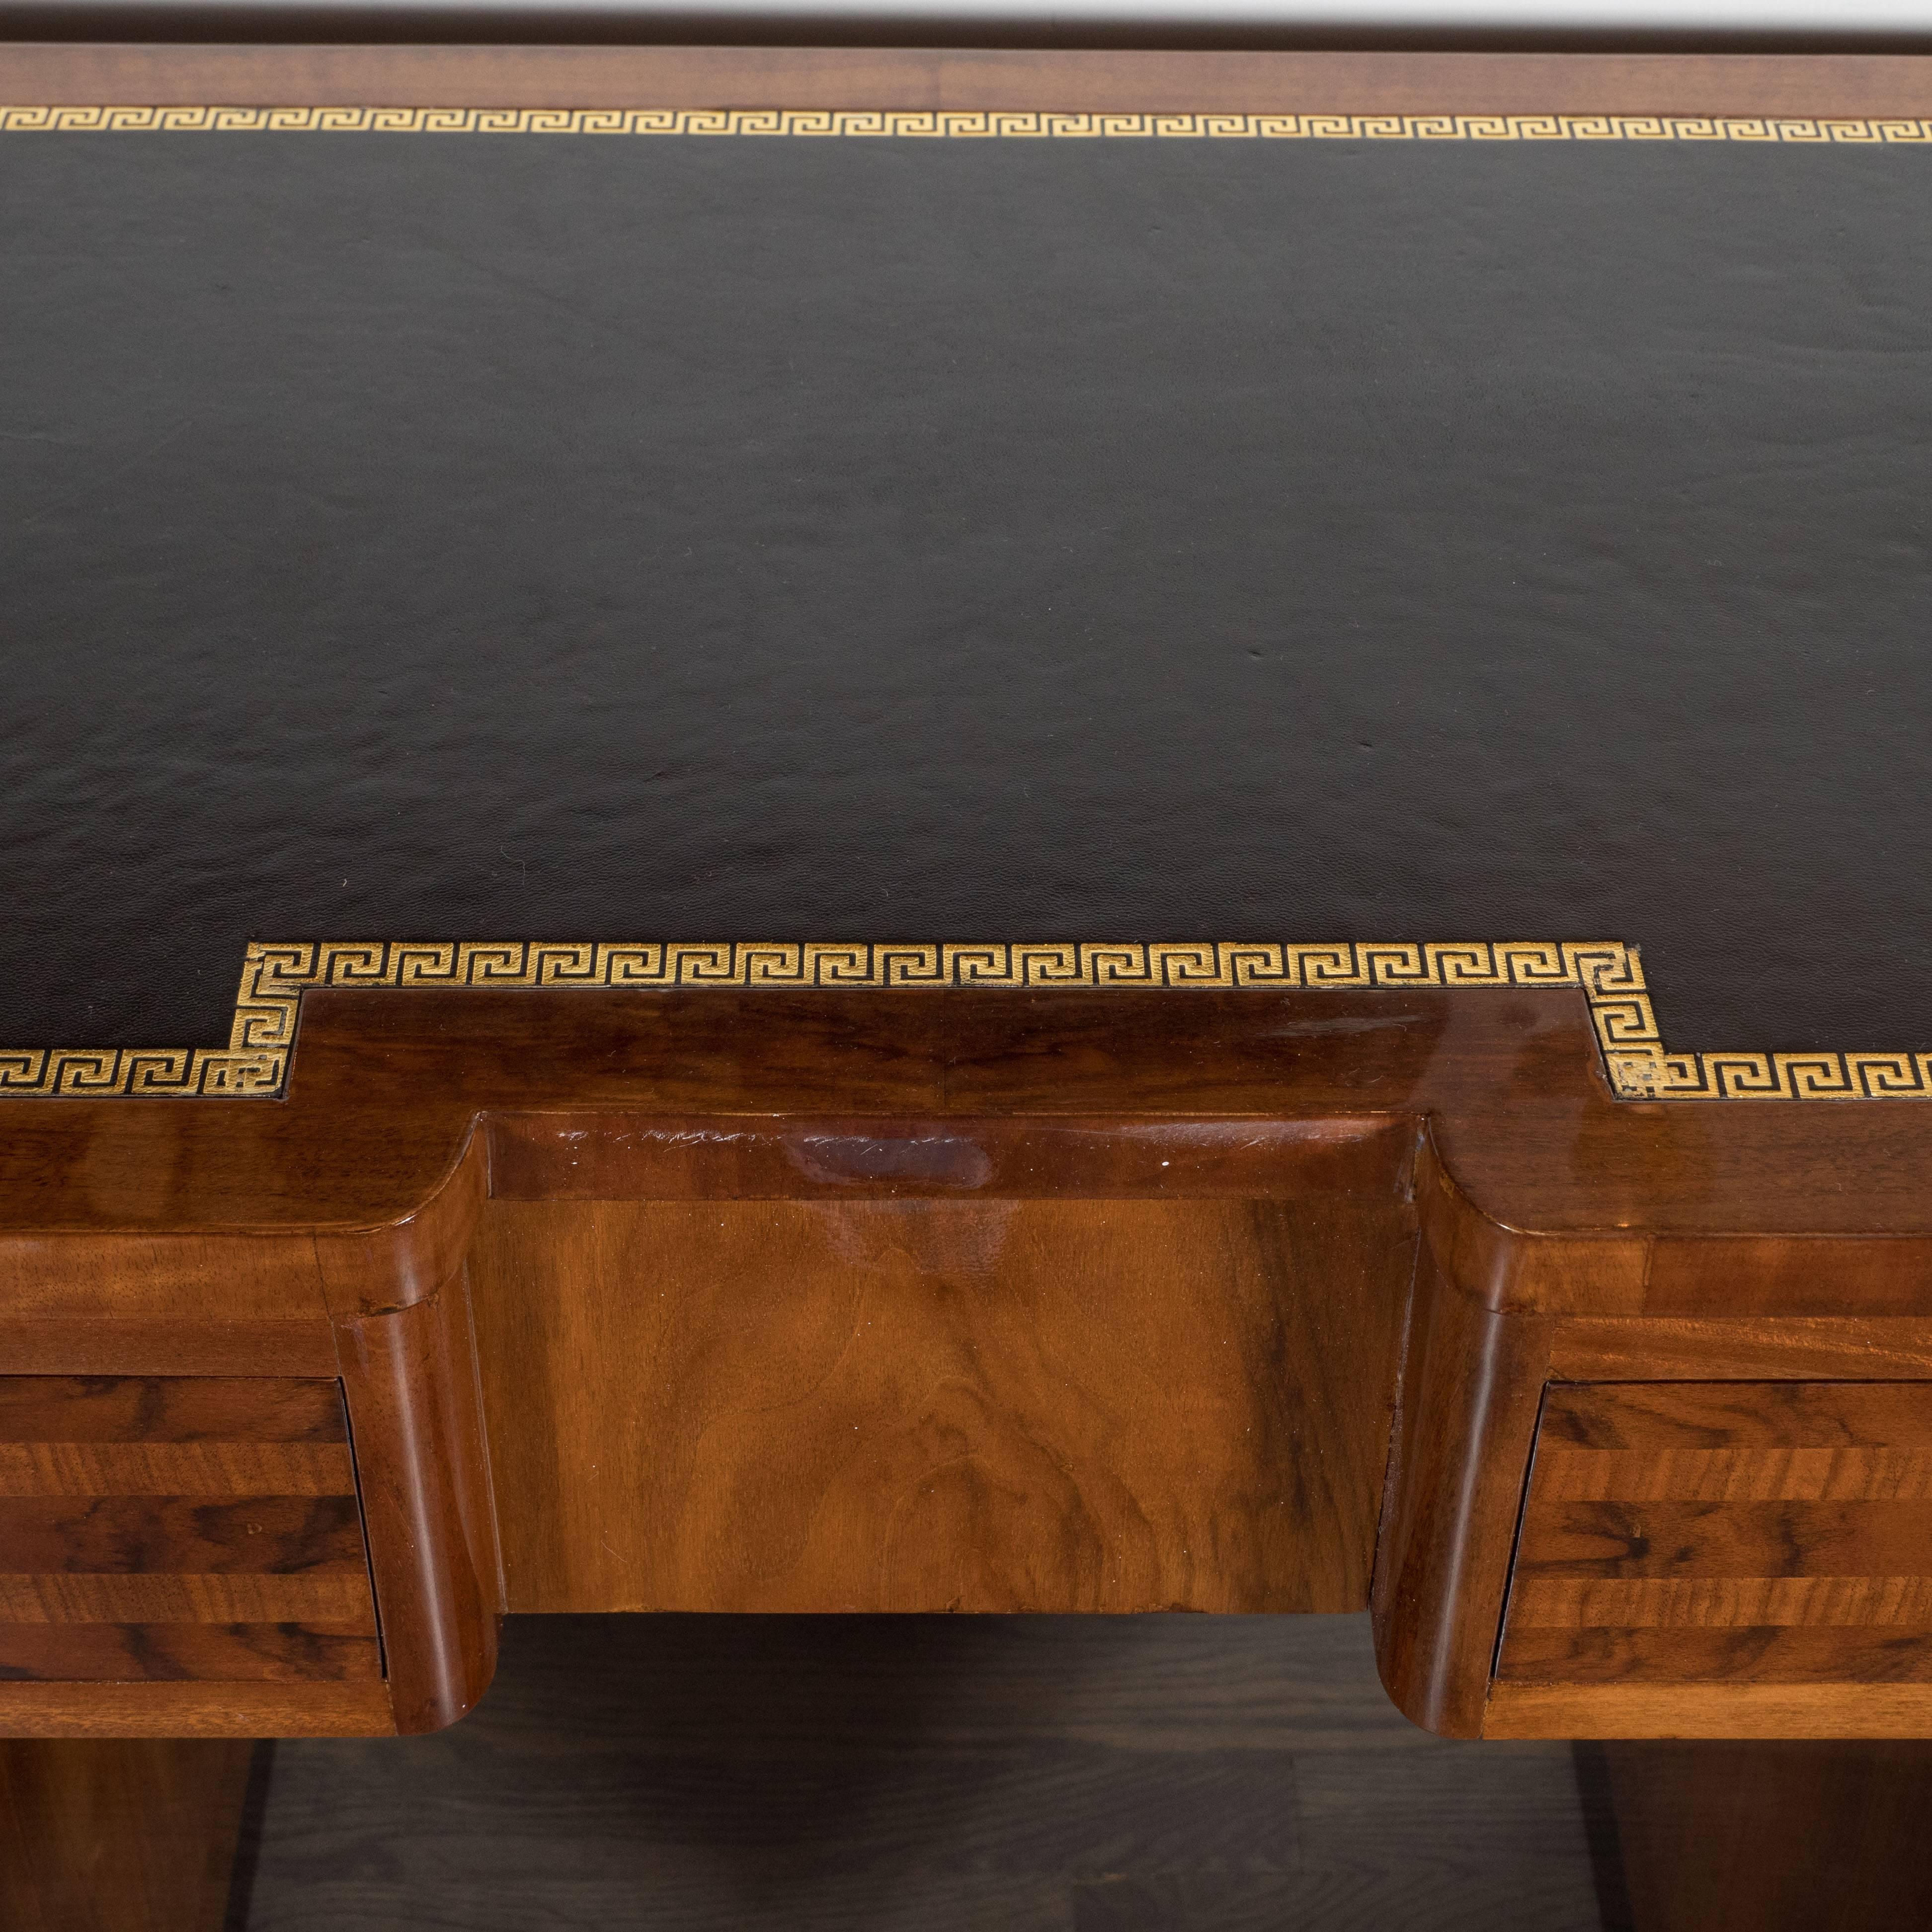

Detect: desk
5,42,1932,1926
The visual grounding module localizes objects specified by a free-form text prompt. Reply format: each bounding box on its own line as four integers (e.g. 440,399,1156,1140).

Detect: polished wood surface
1603,1739,1932,1932
0,1374,348,1446
12,984,1932,1243
487,1110,1406,1201
2,44,1932,115
1494,1382,1932,1737
1549,1315,1932,1382
6,983,1932,1738
0,1231,336,1383
0,1681,396,1738
0,1735,254,1932
0,1317,342,1380
1371,1239,1552,1736
0,1376,382,1718
335,1270,502,1733
469,1191,1410,1612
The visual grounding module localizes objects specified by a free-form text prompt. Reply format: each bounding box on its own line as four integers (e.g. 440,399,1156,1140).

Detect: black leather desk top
3,119,1927,1056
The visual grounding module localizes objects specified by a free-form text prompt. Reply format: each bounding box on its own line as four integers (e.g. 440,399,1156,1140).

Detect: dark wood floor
241,1612,1609,1930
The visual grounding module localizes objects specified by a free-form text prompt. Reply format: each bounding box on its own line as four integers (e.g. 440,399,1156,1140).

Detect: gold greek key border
0,936,1920,1102
3,107,1932,142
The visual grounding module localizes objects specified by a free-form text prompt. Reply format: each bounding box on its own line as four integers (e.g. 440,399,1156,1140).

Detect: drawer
0,1376,384,1709
0,1268,500,1737
1492,1381,1932,1736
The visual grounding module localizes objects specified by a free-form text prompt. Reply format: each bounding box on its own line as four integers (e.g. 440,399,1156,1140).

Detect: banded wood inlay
1497,1382,1932,1691
0,1376,381,1685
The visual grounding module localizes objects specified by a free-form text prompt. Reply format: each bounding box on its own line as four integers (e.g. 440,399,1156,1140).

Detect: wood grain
0,1620,380,1684
0,1441,355,1496
468,1193,1412,1614
1488,1680,1932,1739
0,1319,341,1379
0,1735,254,1932
0,1375,383,1729
0,1234,329,1326
1540,1379,1932,1449
1530,1444,1932,1502
7,984,1932,1747
1509,1575,1932,1628
246,1612,1606,1932
0,1563,375,1623
0,1375,349,1442
16,984,1932,1250
1504,1624,1932,1684
1550,1315,1932,1382
312,1129,487,1319
2,45,1931,116
0,1492,365,1574
0,1680,395,1738
1415,1128,1649,1317
1495,1381,1932,1730
1371,1237,1552,1737
1603,1738,1932,1932
335,1271,502,1733
1517,1498,1932,1579
1645,1236,1932,1319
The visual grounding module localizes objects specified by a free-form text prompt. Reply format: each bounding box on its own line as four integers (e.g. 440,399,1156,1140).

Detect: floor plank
246,1612,1603,1931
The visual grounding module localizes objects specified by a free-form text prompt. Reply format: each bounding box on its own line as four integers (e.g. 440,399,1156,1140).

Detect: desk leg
0,1737,259,1932
1593,1739,1932,1932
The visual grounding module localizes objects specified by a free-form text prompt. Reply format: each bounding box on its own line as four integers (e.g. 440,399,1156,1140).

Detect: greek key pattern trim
0,936,1920,1102
3,107,1932,143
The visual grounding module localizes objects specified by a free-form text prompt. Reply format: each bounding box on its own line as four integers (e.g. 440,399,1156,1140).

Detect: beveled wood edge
1485,1680,1932,1738
0,1679,396,1737
1549,1315,1932,1380
4,45,1932,115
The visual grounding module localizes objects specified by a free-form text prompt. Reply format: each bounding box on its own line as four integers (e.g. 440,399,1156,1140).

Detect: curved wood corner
1413,1123,1649,1318
1369,1226,1551,1738
334,1266,503,1735
312,1127,488,1321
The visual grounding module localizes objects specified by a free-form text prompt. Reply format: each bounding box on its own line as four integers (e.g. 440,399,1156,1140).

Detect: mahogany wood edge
0,1318,341,1378
313,1126,486,1319
484,1108,1416,1203
0,1229,336,1347
4,43,1932,113
1549,1314,1932,1381
1369,1240,1553,1737
336,1271,501,1734
1417,1125,1650,1318
0,1681,395,1738
1484,1681,1932,1739
1419,1125,1932,1318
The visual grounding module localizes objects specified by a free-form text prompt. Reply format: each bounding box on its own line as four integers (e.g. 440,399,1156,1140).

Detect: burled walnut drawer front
0,1376,381,1688
1492,1382,1932,1735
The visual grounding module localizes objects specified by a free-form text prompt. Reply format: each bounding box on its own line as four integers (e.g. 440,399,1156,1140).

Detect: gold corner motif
2,107,1931,143
0,935,1920,1102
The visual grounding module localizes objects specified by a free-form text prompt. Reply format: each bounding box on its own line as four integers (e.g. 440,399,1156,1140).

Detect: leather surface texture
1,131,1926,1051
